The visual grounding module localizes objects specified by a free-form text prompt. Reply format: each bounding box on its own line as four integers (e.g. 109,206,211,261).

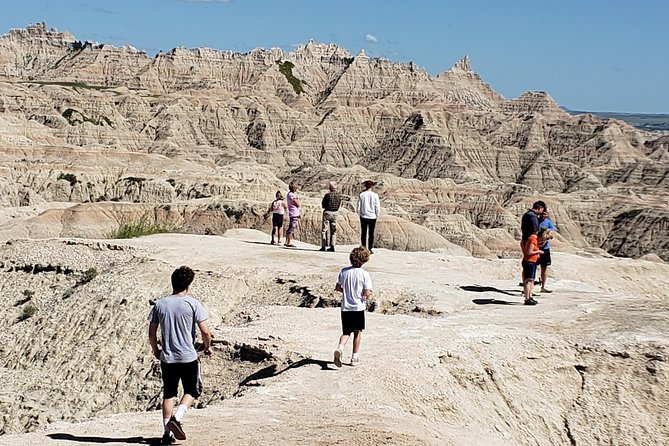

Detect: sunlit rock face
0,23,667,260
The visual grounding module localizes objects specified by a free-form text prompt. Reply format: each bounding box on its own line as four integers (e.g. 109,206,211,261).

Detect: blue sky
2,0,668,113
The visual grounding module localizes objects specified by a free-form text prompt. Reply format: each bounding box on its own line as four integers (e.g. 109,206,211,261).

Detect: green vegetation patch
61,108,113,127
106,218,180,239
17,304,38,322
57,172,79,187
276,60,305,94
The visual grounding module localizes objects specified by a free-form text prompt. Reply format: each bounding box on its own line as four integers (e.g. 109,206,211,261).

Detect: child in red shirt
522,229,550,305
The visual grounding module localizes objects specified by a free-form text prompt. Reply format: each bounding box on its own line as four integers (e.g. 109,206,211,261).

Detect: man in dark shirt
320,181,343,252
521,200,546,241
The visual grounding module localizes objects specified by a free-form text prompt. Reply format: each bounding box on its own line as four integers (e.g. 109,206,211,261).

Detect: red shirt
523,235,540,263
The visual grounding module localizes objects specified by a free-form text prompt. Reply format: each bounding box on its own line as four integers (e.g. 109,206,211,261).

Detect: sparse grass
61,108,113,127
276,60,304,94
123,176,146,185
106,218,180,239
57,172,79,186
223,204,244,222
79,268,98,285
17,304,38,322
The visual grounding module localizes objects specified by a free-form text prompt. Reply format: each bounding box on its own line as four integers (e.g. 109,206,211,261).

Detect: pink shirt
287,192,300,217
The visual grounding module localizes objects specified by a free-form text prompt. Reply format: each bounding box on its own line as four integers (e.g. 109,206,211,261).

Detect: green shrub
276,60,305,94
58,172,79,186
106,218,180,239
18,304,38,322
79,268,98,285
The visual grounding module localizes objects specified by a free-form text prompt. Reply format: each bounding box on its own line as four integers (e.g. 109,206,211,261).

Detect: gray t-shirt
149,295,208,363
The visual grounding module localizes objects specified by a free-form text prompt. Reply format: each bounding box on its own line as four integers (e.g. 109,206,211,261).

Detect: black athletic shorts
161,359,202,399
272,213,284,228
341,310,365,335
538,249,552,267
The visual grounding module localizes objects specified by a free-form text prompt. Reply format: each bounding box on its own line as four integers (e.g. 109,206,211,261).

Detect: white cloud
365,34,378,43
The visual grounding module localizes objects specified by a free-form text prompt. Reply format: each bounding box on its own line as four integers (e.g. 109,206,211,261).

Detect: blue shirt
540,218,556,249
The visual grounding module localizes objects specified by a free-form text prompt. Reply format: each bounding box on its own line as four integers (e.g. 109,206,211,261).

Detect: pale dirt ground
0,229,668,446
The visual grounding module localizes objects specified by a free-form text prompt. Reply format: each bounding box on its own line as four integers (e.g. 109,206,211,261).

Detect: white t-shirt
357,190,381,219
337,266,373,311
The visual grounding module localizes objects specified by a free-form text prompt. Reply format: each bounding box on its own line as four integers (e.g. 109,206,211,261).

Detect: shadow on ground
239,357,335,386
47,433,160,445
460,285,519,296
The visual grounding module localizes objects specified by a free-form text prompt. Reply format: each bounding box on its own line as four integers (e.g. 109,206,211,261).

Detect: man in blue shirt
538,210,556,293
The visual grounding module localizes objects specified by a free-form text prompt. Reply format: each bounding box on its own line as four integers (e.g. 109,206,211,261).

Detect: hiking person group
520,200,557,304
265,179,381,254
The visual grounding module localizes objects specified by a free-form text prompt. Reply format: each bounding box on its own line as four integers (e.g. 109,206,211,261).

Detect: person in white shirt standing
333,246,373,367
357,180,381,254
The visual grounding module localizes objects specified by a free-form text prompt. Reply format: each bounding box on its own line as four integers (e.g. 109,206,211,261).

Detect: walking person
320,181,343,252
357,180,381,254
284,181,301,248
538,209,556,293
148,266,213,444
333,247,373,367
267,190,287,245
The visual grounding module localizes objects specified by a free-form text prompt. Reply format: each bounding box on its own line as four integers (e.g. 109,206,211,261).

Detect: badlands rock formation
0,23,667,445
0,22,666,260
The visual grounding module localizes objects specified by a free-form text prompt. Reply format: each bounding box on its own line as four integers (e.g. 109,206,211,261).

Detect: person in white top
357,180,381,254
333,246,373,367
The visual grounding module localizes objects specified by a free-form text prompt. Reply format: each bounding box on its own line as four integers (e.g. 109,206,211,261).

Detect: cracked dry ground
0,230,667,445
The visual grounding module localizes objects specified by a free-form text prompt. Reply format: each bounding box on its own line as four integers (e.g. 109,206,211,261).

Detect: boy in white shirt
333,247,373,367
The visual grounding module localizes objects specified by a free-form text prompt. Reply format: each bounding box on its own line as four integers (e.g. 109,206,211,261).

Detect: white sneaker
350,357,361,366
333,350,342,368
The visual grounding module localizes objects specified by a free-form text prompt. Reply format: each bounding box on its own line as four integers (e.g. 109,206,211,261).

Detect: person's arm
362,288,373,298
322,194,327,209
149,322,160,359
293,195,300,207
374,194,381,218
335,283,343,292
198,320,213,356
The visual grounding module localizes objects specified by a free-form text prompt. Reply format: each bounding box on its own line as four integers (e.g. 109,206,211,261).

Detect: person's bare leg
162,398,175,421
541,265,548,290
352,331,362,354
277,226,283,244
334,334,349,367
523,279,533,301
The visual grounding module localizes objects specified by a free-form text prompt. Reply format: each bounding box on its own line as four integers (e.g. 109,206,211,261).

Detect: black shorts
160,360,202,399
538,249,551,267
341,310,365,335
272,213,284,228
522,260,538,282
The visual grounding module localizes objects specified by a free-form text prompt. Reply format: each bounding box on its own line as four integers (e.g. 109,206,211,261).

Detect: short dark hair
349,246,370,268
171,266,195,293
532,200,547,211
289,181,299,193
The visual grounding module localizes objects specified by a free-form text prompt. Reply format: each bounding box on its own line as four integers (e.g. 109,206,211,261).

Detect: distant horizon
2,0,668,114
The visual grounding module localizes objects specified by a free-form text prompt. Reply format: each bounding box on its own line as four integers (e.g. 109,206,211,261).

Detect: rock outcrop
0,22,667,260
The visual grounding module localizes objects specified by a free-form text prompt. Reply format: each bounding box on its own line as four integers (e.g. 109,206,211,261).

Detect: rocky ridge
0,22,667,260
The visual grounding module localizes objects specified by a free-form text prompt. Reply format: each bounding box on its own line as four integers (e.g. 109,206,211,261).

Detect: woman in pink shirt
285,181,301,247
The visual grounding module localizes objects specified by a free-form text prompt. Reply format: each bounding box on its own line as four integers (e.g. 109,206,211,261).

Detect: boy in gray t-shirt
148,266,212,444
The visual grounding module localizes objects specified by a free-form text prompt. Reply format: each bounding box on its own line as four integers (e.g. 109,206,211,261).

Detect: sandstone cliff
0,22,667,260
